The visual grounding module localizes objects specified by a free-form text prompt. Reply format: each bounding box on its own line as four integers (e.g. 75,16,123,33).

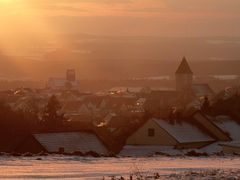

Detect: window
148,128,155,137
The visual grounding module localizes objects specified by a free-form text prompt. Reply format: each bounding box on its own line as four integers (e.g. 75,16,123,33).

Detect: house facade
126,118,215,149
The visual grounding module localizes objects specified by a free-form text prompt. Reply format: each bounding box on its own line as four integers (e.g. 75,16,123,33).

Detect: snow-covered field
0,155,240,179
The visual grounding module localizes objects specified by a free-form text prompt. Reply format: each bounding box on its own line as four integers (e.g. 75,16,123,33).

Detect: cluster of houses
0,57,240,156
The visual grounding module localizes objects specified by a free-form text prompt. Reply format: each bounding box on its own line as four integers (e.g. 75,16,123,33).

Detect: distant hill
0,35,240,80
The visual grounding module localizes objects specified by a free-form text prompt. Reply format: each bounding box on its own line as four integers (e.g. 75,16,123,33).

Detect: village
0,57,240,157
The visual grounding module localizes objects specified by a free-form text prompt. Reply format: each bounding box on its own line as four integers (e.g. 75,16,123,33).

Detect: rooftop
33,132,109,154
175,57,193,74
154,118,214,143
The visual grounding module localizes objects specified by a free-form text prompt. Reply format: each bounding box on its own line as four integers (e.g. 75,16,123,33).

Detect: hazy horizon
0,1,240,80
0,35,240,80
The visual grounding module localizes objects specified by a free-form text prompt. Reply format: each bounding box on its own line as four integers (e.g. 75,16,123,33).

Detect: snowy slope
0,156,240,179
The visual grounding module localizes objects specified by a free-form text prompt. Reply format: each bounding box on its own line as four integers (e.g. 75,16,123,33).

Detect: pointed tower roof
175,57,193,74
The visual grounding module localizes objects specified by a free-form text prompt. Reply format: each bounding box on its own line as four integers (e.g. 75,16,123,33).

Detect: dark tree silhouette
212,93,240,116
21,97,41,128
0,100,32,135
201,96,211,114
42,95,65,128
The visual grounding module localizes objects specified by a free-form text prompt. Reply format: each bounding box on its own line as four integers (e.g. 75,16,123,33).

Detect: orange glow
0,0,64,77
0,0,240,58
0,0,240,36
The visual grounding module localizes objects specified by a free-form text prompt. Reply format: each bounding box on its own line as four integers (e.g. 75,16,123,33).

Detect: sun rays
0,0,63,55
0,0,65,78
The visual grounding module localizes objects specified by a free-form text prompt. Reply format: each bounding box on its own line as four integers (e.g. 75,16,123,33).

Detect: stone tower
66,69,76,82
175,57,193,91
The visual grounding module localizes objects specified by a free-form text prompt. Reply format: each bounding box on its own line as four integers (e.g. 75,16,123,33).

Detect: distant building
108,87,151,95
139,57,216,119
175,57,215,99
191,84,214,98
144,90,181,117
175,56,193,92
47,69,80,90
66,69,76,82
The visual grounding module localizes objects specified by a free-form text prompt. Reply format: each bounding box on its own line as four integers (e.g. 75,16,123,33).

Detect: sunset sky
0,0,240,36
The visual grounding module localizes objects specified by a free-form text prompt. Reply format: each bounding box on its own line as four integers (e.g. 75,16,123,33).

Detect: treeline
0,93,240,137
212,93,240,117
0,95,65,136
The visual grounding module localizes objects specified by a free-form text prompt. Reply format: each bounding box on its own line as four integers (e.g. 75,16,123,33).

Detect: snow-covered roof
34,132,108,154
136,98,146,104
150,87,176,91
47,78,80,89
109,87,145,93
212,116,240,140
154,119,214,143
192,84,214,97
48,78,66,87
198,142,223,155
220,141,240,148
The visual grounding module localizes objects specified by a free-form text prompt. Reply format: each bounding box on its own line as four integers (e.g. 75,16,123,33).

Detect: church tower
66,69,76,82
175,57,193,92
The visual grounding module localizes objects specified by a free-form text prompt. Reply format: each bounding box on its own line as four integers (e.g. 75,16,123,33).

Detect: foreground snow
120,144,224,156
0,155,240,179
163,169,240,180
